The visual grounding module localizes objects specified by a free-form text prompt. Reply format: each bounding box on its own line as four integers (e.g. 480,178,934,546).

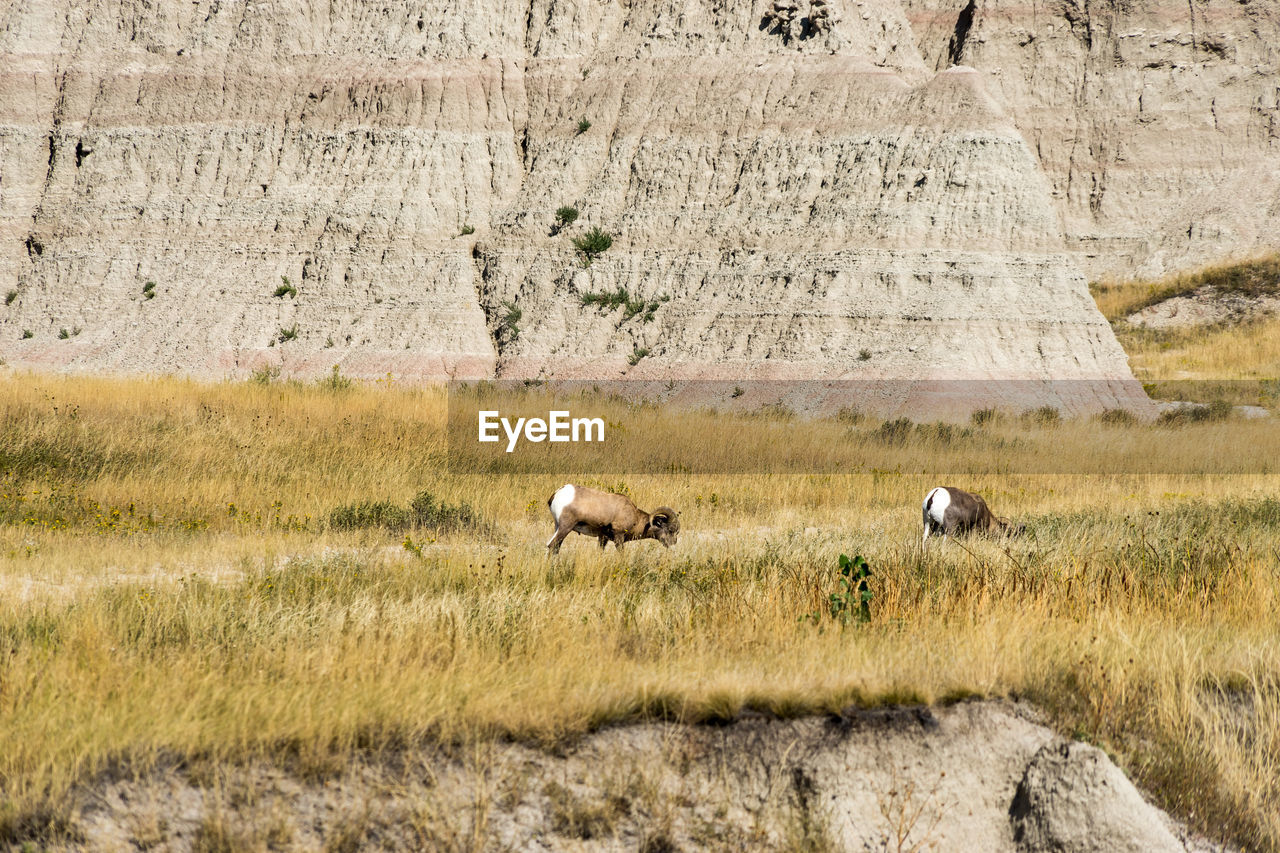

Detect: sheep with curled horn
545,484,680,554
921,486,1024,547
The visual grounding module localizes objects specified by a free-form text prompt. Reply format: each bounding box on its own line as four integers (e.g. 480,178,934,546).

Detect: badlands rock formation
905,0,1280,280
3,0,1271,404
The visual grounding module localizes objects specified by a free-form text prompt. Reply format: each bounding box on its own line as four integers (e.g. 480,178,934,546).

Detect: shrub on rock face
554,206,579,233
572,227,613,264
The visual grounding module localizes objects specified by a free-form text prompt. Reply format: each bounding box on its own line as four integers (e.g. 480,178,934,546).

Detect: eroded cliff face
2,0,1260,401
906,0,1280,280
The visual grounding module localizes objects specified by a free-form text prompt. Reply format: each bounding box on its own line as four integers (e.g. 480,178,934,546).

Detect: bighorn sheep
545,484,680,554
922,486,1023,546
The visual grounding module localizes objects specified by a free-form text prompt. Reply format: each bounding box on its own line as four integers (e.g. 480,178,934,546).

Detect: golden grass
2,373,1279,849
1090,252,1280,386
1119,315,1280,383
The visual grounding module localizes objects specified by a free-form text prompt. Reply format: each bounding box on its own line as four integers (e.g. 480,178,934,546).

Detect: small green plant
249,365,281,385
580,287,630,311
628,346,650,366
802,554,872,627
316,364,354,392
21,329,33,339
58,328,71,340
858,348,872,361
554,206,579,232
460,224,475,236
572,227,613,265
402,535,426,559
834,554,872,625
273,277,297,298
580,286,665,321
278,325,299,343
500,300,522,340
576,118,591,135
4,290,17,306
142,280,157,300
731,385,745,398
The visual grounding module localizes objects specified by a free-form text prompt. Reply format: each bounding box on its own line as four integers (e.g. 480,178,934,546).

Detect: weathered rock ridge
71,702,1221,851
1,1,1271,402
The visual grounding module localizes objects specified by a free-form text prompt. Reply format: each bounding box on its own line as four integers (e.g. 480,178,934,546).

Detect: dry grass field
1091,253,1280,396
1,372,1279,849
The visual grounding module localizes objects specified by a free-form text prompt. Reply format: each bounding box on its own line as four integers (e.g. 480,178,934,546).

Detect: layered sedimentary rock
905,0,1280,280
0,1,1193,409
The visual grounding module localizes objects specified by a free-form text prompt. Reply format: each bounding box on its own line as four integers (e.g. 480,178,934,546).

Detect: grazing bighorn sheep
546,484,680,554
922,486,1023,546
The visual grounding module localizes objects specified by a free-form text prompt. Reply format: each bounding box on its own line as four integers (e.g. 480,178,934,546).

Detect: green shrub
5,290,18,306
628,347,650,366
273,277,297,298
278,325,299,343
872,417,914,444
327,491,486,534
576,118,591,135
142,281,157,300
409,490,484,533
580,287,665,321
553,206,579,233
801,554,872,627
1021,406,1062,427
21,329,33,340
970,407,1001,426
858,348,872,361
460,224,475,236
328,500,410,531
249,365,281,385
1096,408,1139,426
500,301,522,340
316,364,353,392
572,227,613,264
1158,399,1233,426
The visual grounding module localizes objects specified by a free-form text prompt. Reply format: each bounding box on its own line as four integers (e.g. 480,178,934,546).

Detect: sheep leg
546,520,574,554
612,530,626,551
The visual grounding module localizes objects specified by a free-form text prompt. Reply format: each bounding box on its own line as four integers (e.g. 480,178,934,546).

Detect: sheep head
648,507,681,547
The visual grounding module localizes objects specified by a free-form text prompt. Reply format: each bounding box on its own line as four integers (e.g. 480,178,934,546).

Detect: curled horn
651,507,679,531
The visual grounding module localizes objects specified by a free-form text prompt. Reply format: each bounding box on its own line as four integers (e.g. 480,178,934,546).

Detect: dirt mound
68,701,1222,851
